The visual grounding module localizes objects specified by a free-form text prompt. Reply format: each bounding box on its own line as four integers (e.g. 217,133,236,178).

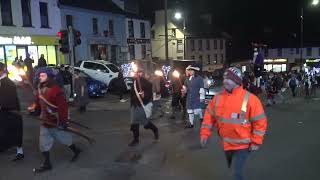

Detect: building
186,36,227,72
125,15,151,62
266,47,320,71
59,0,127,65
151,9,229,72
0,0,63,66
151,9,185,61
113,0,152,62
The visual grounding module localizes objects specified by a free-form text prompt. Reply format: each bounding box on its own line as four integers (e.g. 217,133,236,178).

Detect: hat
186,65,200,71
224,67,242,85
36,67,55,78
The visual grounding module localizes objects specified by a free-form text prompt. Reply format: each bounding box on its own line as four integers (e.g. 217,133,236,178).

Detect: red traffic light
57,31,62,38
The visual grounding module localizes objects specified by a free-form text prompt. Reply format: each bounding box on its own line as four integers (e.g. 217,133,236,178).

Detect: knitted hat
36,67,55,78
224,67,242,85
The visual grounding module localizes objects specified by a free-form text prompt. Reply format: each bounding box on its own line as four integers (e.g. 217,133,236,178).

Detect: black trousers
0,112,23,151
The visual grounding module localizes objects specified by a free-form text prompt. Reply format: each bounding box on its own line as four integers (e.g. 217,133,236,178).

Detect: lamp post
174,12,186,59
300,0,319,71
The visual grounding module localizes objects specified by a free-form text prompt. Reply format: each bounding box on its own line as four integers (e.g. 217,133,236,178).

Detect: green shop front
0,35,65,67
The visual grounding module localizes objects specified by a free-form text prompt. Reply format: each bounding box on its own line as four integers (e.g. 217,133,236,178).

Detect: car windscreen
106,64,120,73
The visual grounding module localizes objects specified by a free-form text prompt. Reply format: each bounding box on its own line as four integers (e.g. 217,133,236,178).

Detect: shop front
0,35,64,67
263,59,288,72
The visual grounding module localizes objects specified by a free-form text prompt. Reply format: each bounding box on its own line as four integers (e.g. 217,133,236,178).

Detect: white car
75,60,130,91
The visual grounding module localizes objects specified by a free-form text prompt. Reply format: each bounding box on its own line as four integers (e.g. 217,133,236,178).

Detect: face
39,73,48,83
137,71,143,78
223,77,238,92
189,70,195,76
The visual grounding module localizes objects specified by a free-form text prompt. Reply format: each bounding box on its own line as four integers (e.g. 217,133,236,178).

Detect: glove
57,121,68,130
200,137,208,148
249,143,260,151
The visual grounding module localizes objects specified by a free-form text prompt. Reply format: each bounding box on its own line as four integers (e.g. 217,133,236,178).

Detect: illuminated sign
306,59,320,63
0,36,33,45
264,59,287,63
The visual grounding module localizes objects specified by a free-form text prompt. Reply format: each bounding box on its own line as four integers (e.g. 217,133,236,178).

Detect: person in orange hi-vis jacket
200,67,267,180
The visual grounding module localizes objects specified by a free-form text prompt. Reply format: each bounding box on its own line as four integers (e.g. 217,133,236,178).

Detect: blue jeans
225,149,250,180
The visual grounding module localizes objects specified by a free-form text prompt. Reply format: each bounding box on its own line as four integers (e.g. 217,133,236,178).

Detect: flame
172,70,180,78
155,70,163,77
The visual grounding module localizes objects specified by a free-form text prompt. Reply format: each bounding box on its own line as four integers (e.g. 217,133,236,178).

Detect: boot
144,122,159,141
33,151,52,173
69,144,82,162
129,124,139,147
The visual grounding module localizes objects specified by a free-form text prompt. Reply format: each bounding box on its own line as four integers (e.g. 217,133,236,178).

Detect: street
1,87,320,180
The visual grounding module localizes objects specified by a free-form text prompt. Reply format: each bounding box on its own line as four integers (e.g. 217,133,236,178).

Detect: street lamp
312,0,319,6
174,12,186,59
300,0,319,71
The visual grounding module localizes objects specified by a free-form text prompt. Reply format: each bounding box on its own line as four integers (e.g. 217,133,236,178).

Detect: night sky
138,0,320,59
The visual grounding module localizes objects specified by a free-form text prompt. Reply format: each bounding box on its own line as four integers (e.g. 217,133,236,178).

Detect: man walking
182,65,205,128
33,67,81,173
0,63,24,161
129,68,159,147
200,67,267,180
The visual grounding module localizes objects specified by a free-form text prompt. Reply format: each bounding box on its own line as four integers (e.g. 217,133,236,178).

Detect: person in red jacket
200,67,267,180
33,67,81,173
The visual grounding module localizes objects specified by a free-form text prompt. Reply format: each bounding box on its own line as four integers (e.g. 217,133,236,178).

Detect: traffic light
58,30,69,53
74,30,81,46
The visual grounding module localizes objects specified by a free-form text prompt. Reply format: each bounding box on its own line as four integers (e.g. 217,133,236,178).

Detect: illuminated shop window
5,45,17,64
28,46,38,66
47,46,57,65
0,46,4,64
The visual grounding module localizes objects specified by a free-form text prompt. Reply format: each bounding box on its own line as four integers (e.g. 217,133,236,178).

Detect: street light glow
174,12,182,20
312,0,319,6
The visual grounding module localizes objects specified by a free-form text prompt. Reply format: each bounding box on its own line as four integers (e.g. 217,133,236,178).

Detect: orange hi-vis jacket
200,86,267,151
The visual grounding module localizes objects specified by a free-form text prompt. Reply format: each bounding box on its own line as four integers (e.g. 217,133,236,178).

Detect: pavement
1,87,320,180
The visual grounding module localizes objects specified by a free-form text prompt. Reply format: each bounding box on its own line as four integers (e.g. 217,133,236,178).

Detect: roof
59,0,125,14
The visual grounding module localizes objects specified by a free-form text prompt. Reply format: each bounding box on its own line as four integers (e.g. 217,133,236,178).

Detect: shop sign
127,38,151,44
0,36,33,45
306,59,320,63
264,59,287,63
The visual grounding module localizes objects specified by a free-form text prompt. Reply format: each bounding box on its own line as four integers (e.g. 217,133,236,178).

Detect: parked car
75,60,131,91
204,79,221,106
76,69,108,97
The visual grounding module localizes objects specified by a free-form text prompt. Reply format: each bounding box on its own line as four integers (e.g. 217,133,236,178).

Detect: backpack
289,79,297,87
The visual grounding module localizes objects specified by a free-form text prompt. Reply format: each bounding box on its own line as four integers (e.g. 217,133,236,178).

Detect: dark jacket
38,58,47,67
131,77,152,107
62,70,72,85
0,77,20,111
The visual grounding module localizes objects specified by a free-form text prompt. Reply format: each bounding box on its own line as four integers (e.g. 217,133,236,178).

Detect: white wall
0,0,61,36
125,18,151,61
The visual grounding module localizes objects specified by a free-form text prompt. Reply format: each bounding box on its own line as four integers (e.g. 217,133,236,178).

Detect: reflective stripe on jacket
200,86,267,151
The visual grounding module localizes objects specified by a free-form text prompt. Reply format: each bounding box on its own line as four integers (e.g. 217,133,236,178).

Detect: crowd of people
242,70,320,106
12,59,320,179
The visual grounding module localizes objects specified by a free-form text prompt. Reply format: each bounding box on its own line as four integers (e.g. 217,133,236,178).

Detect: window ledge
1,24,16,27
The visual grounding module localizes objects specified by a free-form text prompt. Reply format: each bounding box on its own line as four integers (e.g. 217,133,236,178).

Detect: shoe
128,139,139,147
71,148,82,162
120,99,127,103
12,153,24,162
184,124,194,129
33,163,52,174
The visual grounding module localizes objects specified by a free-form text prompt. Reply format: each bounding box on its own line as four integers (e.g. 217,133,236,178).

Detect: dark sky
138,0,320,59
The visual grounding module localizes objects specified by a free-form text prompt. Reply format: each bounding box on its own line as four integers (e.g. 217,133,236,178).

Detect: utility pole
68,26,75,97
164,0,170,66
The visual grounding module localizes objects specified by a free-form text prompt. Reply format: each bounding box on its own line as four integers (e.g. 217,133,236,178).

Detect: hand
58,121,68,130
200,137,208,148
249,143,259,151
139,91,145,98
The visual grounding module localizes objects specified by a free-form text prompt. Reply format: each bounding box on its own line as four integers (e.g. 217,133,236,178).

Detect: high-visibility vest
200,86,267,151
